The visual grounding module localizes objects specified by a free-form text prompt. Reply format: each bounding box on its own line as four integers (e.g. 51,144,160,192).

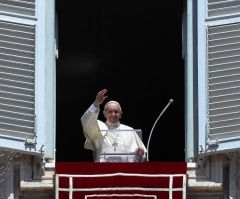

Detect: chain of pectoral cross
110,130,120,151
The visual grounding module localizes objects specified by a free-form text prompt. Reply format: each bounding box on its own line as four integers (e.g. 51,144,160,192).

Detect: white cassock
81,104,147,162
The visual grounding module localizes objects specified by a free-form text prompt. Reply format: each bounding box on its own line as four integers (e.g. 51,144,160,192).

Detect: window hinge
207,138,219,147
25,136,37,146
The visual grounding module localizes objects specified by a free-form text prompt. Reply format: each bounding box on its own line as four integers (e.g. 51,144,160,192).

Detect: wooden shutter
0,20,35,140
207,22,240,141
198,0,240,154
0,0,56,158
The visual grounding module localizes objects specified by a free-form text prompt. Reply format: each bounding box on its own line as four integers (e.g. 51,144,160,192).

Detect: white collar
106,121,120,129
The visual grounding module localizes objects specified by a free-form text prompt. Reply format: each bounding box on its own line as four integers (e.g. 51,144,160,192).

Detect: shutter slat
0,21,34,33
0,25,34,38
0,115,33,128
209,61,240,70
210,118,240,128
0,59,33,70
209,65,240,75
0,84,34,95
208,55,240,65
210,131,240,140
0,78,33,89
209,23,240,34
209,42,240,52
209,36,240,46
209,60,240,71
209,86,240,96
209,48,240,59
208,30,240,40
210,111,240,123
209,99,240,109
207,0,240,17
0,90,33,102
209,93,240,103
0,42,34,54
0,53,34,64
209,73,240,84
210,104,240,116
0,103,33,115
209,0,240,9
0,65,34,76
0,0,35,8
0,47,34,58
0,96,33,108
0,34,34,46
0,2,35,17
210,124,240,134
208,5,240,17
208,0,228,3
0,122,33,134
0,128,32,139
0,71,34,83
0,109,33,121
209,80,240,90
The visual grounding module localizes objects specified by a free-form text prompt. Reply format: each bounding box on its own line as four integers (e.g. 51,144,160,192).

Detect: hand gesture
135,147,145,162
94,89,108,107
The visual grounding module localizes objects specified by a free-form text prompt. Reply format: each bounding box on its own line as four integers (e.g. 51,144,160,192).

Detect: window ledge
20,180,54,192
188,179,223,192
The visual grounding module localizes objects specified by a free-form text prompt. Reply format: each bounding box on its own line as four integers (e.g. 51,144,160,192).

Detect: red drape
55,162,187,199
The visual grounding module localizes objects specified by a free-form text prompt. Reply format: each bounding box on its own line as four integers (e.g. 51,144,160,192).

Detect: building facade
0,0,56,198
1,0,240,198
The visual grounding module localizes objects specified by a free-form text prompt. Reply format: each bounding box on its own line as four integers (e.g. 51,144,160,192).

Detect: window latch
207,138,219,147
25,136,37,146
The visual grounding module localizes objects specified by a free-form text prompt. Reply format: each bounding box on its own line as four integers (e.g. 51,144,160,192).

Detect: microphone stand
146,99,174,162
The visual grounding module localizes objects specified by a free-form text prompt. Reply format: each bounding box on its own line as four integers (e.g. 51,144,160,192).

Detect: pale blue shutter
198,0,240,154
0,21,35,139
207,0,240,17
0,0,35,16
0,0,56,158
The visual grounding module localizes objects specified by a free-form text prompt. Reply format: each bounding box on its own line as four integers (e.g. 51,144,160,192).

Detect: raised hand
94,89,108,107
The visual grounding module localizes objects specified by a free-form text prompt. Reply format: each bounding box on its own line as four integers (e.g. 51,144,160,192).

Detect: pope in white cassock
81,89,147,162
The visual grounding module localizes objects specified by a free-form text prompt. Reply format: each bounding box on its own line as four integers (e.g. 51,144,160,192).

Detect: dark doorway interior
56,1,185,162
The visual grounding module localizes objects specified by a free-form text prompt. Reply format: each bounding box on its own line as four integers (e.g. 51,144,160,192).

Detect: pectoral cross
112,142,118,151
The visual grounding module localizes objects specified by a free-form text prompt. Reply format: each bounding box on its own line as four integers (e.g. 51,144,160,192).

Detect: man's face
103,103,122,124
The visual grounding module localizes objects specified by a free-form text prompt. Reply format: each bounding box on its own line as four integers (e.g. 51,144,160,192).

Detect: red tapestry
55,162,187,199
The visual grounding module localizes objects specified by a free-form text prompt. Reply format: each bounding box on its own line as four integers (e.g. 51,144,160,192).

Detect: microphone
146,99,174,162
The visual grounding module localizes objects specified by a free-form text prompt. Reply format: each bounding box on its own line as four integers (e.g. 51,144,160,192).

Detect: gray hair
104,100,122,112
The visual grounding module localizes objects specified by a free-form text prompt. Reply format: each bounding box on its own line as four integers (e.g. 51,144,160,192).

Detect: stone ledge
45,162,55,169
188,179,223,192
20,180,54,192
